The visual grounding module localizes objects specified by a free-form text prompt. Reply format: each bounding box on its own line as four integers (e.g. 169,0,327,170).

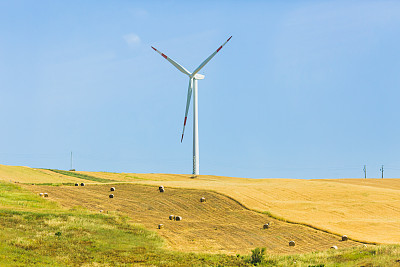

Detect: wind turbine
152,36,232,175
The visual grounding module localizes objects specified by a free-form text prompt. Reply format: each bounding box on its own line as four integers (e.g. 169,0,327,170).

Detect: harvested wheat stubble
27,183,362,255
88,173,400,245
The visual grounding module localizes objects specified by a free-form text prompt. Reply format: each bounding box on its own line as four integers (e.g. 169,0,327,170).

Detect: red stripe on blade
216,46,223,52
184,117,187,126
181,134,184,142
151,46,157,51
227,36,232,42
162,53,167,59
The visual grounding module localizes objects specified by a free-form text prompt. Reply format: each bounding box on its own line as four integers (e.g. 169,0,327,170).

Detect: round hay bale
263,223,269,229
99,210,103,213
159,188,165,193
169,215,175,220
39,193,44,197
331,245,338,250
158,224,164,229
109,194,114,199
74,183,79,186
80,183,85,186
110,187,115,191
342,235,348,241
175,216,182,221
159,185,164,190
200,197,206,202
363,244,367,248
289,240,295,247
44,193,48,197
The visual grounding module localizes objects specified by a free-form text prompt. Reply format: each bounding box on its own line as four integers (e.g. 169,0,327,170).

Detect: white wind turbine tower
152,36,232,175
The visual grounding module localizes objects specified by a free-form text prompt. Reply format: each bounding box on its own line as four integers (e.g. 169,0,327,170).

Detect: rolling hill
24,183,360,255
2,164,398,250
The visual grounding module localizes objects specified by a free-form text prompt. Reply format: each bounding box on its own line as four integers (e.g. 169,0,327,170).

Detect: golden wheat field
0,164,87,184
24,183,360,255
78,172,400,245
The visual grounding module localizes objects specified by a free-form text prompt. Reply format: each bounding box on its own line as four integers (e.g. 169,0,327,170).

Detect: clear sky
1,0,400,179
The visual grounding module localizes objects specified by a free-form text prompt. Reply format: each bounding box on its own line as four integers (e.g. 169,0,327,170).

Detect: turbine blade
151,46,191,76
181,78,193,142
191,36,232,77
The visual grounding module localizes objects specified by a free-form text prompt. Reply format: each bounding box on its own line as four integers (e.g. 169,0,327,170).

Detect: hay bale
158,224,164,229
159,185,164,190
44,193,48,197
39,193,44,197
80,183,85,186
99,210,103,213
169,215,175,220
175,216,182,221
74,183,79,186
263,223,269,229
110,187,115,191
200,197,206,202
289,240,295,247
159,188,165,193
331,245,338,249
342,235,348,241
109,194,114,198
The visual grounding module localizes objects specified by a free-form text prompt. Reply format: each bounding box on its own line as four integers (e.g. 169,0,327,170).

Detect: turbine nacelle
193,73,205,80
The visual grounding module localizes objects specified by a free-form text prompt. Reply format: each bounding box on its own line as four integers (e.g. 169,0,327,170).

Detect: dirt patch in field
25,183,361,255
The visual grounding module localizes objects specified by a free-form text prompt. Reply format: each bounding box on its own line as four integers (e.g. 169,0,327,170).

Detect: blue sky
1,0,400,178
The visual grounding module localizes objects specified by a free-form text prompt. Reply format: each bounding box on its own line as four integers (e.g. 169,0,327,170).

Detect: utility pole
70,151,73,171
363,165,366,179
380,165,384,179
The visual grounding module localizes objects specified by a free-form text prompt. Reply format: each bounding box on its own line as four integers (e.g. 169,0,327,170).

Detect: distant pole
70,151,73,170
363,165,366,179
380,165,384,179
